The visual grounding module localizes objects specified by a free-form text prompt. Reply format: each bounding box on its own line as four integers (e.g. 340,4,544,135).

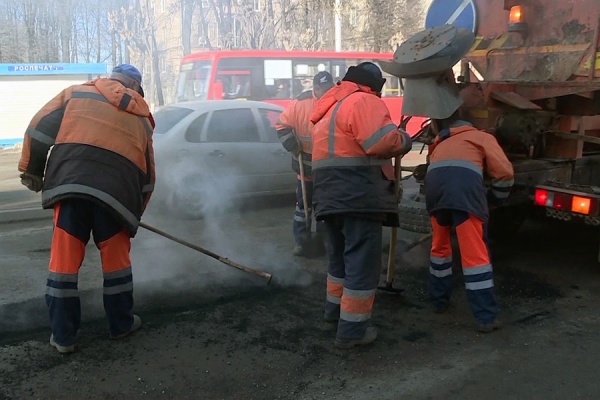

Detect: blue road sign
425,0,477,33
0,63,106,76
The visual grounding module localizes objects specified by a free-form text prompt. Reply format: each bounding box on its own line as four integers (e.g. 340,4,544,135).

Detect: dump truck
388,0,600,259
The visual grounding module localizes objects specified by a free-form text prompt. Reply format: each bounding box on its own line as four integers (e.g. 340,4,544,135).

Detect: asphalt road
1,146,600,399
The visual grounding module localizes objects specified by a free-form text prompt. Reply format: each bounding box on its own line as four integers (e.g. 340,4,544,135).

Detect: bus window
264,59,293,99
216,70,252,99
331,61,349,81
274,79,292,99
381,74,402,97
216,58,264,100
177,61,211,102
291,60,331,97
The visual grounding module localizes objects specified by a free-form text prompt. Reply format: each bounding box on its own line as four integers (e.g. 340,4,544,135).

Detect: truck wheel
398,193,431,234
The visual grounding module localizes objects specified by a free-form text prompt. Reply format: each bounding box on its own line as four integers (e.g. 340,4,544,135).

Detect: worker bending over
18,64,155,353
405,71,514,332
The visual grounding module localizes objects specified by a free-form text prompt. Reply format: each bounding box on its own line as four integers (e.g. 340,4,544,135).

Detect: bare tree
0,0,429,108
109,0,165,106
180,0,195,54
0,0,24,62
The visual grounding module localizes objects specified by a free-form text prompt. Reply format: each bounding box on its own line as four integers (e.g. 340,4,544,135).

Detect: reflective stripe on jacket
309,81,409,226
425,122,514,222
18,78,155,236
276,90,315,177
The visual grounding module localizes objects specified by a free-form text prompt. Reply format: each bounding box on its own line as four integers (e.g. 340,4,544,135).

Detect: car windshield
153,106,194,134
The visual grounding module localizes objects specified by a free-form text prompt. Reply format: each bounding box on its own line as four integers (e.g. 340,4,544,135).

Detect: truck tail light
534,186,598,216
572,196,591,215
534,188,547,206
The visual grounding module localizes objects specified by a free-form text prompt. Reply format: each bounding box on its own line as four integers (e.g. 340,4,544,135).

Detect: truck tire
398,194,431,234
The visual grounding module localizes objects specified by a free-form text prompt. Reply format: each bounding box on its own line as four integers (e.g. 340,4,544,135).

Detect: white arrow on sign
446,0,471,25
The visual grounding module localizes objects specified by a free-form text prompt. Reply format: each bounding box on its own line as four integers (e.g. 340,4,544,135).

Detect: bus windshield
177,61,211,102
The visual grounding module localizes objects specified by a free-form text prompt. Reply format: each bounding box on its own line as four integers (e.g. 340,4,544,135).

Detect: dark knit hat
342,62,386,94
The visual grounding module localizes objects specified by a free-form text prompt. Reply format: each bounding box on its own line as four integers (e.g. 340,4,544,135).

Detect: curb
0,207,52,224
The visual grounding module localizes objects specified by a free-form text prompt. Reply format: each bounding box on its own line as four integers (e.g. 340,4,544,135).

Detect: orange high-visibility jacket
275,90,316,178
309,81,411,225
18,78,155,236
425,123,514,221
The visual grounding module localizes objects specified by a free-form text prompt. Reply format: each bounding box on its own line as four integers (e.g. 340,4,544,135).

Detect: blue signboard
0,63,106,76
425,0,477,33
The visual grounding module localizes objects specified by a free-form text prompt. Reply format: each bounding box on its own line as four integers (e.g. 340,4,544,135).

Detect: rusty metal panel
491,91,542,109
468,0,600,83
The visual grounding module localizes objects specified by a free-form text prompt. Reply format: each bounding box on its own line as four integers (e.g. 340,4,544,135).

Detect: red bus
176,49,425,133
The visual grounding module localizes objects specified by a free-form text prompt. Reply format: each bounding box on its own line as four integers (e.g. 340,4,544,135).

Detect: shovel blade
300,234,326,258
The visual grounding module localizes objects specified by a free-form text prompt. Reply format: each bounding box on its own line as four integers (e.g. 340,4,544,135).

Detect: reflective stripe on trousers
429,217,454,309
47,199,135,346
323,215,383,339
429,210,498,324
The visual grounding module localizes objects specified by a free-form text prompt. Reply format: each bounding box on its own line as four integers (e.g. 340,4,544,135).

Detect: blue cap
110,64,144,97
112,64,142,85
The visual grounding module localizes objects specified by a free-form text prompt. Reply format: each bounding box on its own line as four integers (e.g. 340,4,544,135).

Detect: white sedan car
151,100,296,217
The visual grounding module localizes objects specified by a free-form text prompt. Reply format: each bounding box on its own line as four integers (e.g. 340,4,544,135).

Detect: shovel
139,222,272,284
379,115,413,294
298,152,324,257
379,155,404,294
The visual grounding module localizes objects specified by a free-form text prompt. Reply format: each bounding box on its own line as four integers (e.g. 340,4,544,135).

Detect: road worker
310,62,412,348
276,71,334,257
404,71,514,332
18,64,155,353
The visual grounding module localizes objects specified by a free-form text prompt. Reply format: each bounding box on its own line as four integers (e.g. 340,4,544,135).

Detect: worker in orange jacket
414,72,514,332
276,71,334,257
310,62,412,348
18,64,155,353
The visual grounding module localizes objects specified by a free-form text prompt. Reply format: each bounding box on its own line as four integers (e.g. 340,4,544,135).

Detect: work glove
399,129,413,156
413,163,428,181
20,173,43,192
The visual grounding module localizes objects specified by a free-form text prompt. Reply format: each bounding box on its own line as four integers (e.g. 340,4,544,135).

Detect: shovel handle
139,222,272,283
298,153,311,233
385,155,403,285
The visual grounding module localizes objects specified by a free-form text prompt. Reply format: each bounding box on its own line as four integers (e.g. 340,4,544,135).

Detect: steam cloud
137,147,313,289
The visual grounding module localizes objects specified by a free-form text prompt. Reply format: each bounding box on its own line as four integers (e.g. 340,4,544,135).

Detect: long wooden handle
298,153,311,233
139,222,272,283
386,155,403,286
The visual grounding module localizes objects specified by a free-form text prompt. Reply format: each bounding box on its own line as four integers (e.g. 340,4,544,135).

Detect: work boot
49,335,75,354
334,327,378,349
477,319,502,333
111,315,143,339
